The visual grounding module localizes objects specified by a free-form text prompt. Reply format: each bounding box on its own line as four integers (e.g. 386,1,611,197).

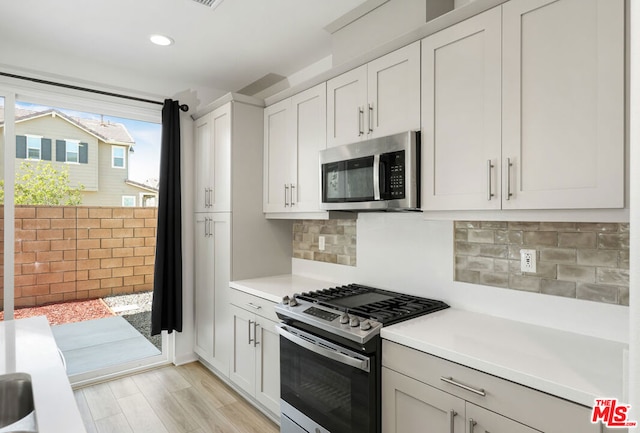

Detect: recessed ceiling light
150,34,174,46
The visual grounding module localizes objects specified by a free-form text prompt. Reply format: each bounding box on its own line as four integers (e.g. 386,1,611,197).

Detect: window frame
26,134,42,160
65,139,80,163
122,195,136,207
112,145,126,169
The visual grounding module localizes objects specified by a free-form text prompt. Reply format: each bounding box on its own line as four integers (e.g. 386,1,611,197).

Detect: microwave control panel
383,150,405,199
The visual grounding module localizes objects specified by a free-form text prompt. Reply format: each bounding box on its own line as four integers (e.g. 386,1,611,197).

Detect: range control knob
360,321,372,331
349,316,360,328
340,313,350,324
282,295,290,305
289,296,299,307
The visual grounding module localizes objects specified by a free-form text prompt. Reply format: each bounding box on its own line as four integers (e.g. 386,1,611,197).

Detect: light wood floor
74,362,279,433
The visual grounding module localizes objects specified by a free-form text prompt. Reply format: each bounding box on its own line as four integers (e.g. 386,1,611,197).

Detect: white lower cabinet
383,368,538,433
193,213,231,376
383,341,607,433
229,290,281,417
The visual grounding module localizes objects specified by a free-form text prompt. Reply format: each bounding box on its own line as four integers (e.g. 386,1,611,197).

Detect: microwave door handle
373,154,381,201
276,324,370,372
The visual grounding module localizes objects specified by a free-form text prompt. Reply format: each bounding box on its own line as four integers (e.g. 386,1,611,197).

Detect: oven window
280,336,375,433
322,156,374,202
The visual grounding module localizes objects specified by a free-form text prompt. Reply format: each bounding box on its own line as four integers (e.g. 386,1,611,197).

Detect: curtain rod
0,71,189,112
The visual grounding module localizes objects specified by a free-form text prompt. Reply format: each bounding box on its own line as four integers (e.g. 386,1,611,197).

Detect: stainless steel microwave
319,131,420,211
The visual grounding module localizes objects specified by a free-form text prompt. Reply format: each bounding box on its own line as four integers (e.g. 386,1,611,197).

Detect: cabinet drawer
229,289,278,322
383,341,600,433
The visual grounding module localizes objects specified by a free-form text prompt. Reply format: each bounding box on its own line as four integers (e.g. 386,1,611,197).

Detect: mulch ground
0,298,114,325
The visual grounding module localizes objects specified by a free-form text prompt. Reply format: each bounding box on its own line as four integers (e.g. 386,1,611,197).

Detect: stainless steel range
275,284,449,433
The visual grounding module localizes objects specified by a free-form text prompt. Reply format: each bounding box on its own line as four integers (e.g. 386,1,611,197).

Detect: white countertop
381,308,628,407
230,274,341,303
230,274,627,407
0,316,86,433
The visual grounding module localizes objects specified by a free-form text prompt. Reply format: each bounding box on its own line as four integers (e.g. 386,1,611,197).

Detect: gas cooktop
275,283,449,344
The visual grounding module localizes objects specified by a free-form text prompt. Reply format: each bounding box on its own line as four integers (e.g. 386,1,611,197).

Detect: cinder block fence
0,206,157,308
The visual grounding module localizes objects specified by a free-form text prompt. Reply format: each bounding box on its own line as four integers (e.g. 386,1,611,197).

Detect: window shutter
79,142,88,164
42,138,52,161
16,135,27,159
56,140,66,162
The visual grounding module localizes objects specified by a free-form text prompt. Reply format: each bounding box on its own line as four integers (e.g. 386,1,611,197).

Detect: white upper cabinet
194,103,232,213
502,0,624,209
327,41,420,148
421,7,502,211
291,83,327,212
421,0,624,211
263,83,327,217
263,98,294,213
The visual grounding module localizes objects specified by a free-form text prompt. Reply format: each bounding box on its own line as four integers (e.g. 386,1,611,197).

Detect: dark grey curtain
151,99,183,335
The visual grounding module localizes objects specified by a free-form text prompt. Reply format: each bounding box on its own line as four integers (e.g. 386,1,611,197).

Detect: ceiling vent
192,0,224,9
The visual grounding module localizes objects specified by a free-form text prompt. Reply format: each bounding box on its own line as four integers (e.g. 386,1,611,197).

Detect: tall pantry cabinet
192,93,292,377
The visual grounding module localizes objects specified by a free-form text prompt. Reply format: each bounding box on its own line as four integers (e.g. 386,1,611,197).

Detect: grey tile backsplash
454,221,629,305
293,220,357,266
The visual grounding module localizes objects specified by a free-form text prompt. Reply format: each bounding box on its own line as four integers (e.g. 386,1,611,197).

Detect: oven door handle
276,323,370,373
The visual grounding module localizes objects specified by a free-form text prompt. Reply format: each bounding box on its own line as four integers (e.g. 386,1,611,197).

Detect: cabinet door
254,316,280,415
291,83,326,213
263,98,295,212
194,113,213,213
502,0,624,209
421,8,502,211
383,368,466,433
193,214,231,376
466,403,541,433
194,214,214,360
368,41,420,139
211,213,231,376
209,104,231,212
327,65,367,148
230,304,256,396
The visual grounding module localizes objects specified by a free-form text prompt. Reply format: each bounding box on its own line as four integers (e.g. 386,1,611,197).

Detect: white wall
294,212,629,343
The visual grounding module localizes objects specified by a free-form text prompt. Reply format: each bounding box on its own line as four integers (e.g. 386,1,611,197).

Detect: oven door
276,323,376,433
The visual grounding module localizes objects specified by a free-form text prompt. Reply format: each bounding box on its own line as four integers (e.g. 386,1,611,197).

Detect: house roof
125,179,159,193
0,107,135,145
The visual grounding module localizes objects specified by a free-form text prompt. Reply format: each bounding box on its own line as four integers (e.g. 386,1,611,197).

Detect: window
66,140,79,163
112,146,126,168
122,195,136,207
27,135,42,159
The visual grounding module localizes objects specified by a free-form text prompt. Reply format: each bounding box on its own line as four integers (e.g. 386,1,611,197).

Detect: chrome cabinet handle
290,184,296,206
469,418,477,433
253,322,260,347
358,106,364,136
208,187,213,208
284,184,290,207
248,320,254,345
246,303,262,310
204,187,209,208
487,160,494,201
506,158,513,200
368,103,374,133
440,376,486,396
448,410,457,433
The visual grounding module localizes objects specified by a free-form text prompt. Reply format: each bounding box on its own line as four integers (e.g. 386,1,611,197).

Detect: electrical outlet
520,249,537,273
318,236,325,251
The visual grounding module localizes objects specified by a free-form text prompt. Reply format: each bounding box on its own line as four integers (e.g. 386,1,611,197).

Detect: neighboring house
0,108,158,207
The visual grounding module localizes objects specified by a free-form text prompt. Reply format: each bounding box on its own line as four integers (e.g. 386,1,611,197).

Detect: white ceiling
0,0,365,104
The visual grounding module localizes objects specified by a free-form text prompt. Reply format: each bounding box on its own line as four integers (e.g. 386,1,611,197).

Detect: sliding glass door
0,86,170,385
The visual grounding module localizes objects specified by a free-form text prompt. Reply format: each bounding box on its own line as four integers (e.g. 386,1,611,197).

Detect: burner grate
297,284,449,325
